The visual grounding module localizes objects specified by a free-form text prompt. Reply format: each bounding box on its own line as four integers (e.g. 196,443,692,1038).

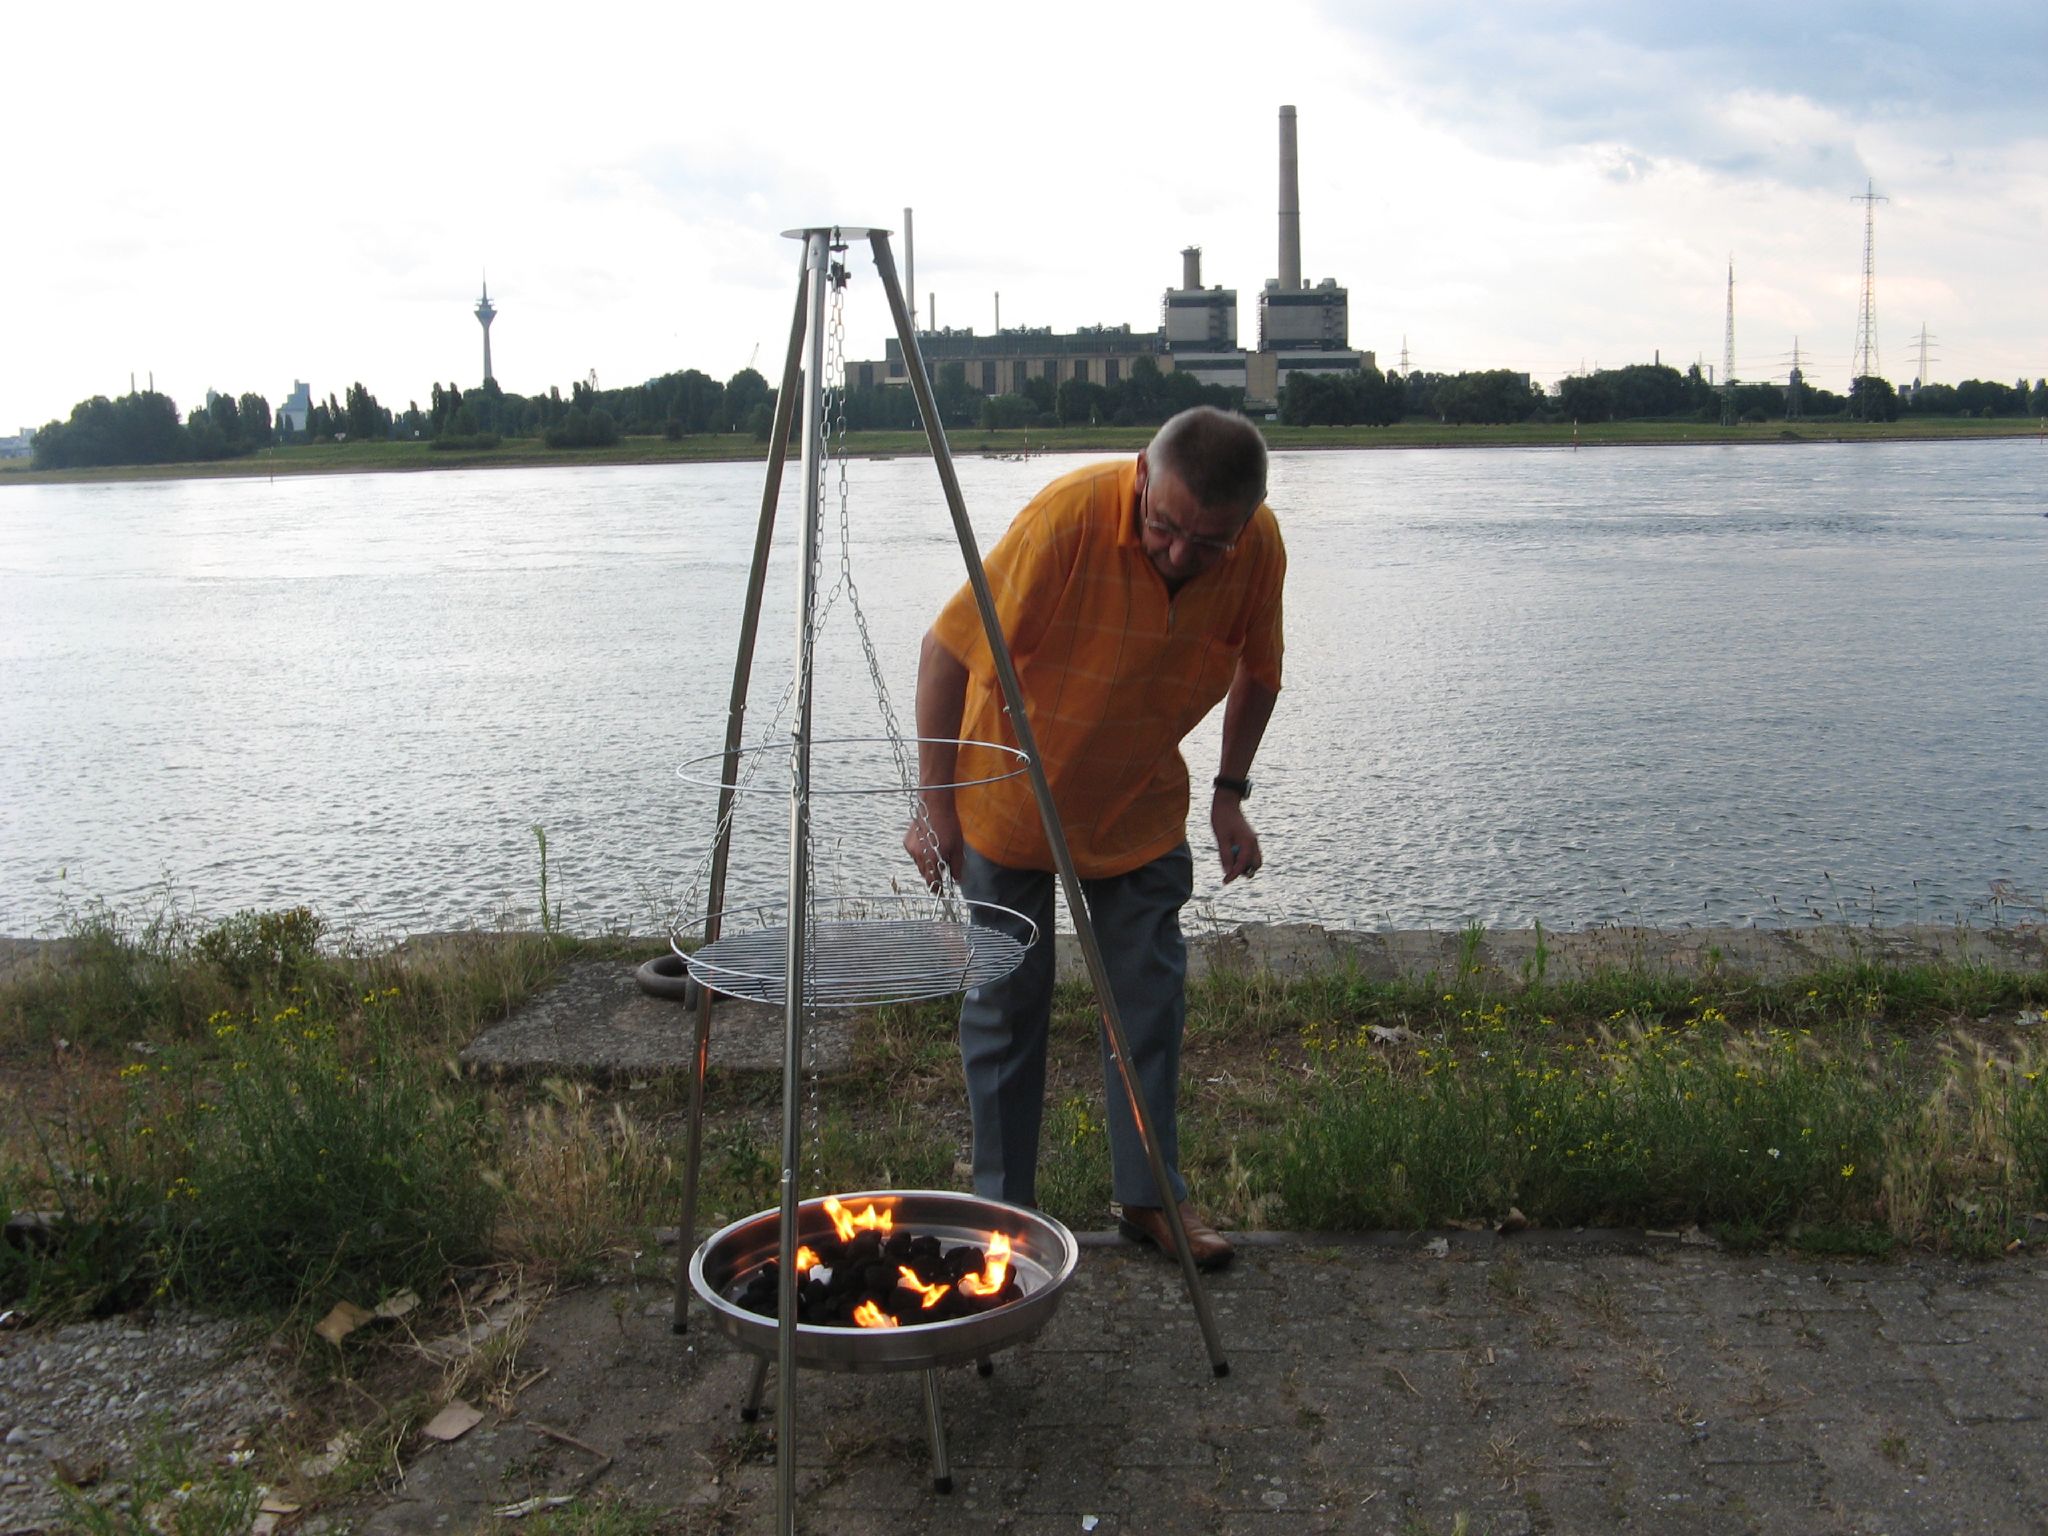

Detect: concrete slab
458,958,854,1082
337,1239,2047,1536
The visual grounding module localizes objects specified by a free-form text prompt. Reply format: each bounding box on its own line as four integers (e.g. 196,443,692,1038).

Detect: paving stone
25,1234,2041,1536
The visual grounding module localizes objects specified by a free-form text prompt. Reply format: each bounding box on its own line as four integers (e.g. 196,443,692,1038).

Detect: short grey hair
1147,406,1269,518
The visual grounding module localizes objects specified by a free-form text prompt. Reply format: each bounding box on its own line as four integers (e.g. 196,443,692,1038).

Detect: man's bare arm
1211,665,1279,883
905,629,970,887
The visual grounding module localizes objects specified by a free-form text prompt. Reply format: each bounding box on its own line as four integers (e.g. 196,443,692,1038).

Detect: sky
5,0,2044,435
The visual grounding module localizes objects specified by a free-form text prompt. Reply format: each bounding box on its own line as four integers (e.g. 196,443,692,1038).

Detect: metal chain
801,240,859,1186
822,244,950,899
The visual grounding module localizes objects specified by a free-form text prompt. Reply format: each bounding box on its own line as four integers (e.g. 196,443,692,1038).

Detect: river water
2,441,2042,939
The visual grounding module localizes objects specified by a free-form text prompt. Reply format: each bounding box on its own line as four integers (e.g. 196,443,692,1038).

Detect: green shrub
194,906,323,992
142,988,499,1306
2,899,226,1051
1263,999,2013,1247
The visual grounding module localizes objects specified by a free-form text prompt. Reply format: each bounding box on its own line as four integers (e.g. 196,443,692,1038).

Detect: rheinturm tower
475,279,497,384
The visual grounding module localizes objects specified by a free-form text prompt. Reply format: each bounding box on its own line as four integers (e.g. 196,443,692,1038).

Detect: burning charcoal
813,1236,845,1267
800,1277,830,1312
861,1263,896,1296
908,1234,942,1265
883,1229,914,1261
844,1231,883,1267
823,1261,864,1302
943,1246,984,1281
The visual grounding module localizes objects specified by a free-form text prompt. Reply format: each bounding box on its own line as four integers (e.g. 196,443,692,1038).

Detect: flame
823,1195,894,1243
851,1299,899,1329
898,1266,950,1310
958,1231,1014,1298
794,1245,821,1275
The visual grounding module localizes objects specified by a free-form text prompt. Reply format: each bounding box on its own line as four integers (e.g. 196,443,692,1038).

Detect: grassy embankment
3,414,2042,486
4,894,2042,1520
6,898,2045,1334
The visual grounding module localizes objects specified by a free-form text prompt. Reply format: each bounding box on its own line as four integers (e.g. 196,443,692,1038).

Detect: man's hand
905,793,964,891
1211,795,1263,883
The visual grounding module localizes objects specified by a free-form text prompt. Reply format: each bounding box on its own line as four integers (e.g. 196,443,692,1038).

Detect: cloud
1322,1,2046,188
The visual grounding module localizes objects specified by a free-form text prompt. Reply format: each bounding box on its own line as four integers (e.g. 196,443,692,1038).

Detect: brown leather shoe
1115,1201,1234,1271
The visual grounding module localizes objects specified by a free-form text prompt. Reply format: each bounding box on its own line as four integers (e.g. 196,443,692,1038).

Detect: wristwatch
1212,775,1252,800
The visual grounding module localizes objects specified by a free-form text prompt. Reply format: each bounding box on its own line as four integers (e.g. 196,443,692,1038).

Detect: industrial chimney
1278,105,1302,291
903,207,915,332
1181,245,1203,290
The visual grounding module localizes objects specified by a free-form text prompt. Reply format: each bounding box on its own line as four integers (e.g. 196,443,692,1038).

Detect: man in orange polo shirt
904,406,1283,1269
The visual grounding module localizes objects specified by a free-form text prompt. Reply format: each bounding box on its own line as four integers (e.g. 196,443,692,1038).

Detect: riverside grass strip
4,908,2046,1328
4,415,2043,484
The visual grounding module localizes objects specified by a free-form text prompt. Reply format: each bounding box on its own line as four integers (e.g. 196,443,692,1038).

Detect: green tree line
31,354,2048,470
32,390,273,469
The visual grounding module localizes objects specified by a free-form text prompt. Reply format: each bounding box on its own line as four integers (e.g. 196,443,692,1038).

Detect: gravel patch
0,1310,286,1534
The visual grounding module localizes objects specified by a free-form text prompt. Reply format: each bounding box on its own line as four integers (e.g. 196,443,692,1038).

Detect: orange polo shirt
932,458,1285,878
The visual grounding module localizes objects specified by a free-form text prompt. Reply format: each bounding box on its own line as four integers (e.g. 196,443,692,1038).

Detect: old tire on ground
635,952,702,1008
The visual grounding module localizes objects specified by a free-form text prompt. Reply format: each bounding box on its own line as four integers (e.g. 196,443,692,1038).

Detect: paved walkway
361,1233,2047,1535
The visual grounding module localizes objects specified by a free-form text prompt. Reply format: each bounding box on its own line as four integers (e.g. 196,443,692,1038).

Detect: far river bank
4,414,2043,486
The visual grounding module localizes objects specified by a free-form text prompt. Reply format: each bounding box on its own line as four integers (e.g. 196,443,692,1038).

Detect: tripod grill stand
671,225,1229,1534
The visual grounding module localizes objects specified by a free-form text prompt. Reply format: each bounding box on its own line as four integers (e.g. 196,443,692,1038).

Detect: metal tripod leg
869,229,1230,1380
739,1355,770,1423
672,252,813,1336
770,226,835,1536
922,1370,953,1494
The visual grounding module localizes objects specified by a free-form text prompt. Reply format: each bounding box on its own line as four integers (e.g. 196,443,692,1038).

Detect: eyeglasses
1141,489,1238,556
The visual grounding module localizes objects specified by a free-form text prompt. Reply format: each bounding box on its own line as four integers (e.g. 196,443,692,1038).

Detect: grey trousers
956,841,1195,1209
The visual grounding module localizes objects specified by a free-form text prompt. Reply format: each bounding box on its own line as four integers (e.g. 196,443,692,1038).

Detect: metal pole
775,227,833,1536
675,253,814,1333
867,229,1230,1378
921,1370,952,1493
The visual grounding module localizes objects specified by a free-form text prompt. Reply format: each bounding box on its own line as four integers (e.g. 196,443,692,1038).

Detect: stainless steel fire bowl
690,1190,1078,1374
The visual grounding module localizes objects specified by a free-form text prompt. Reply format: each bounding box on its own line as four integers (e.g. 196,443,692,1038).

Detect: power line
1908,323,1939,388
1721,258,1737,426
1851,179,1887,410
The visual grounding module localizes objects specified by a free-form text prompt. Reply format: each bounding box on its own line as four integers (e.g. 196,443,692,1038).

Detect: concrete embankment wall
1172,920,2046,986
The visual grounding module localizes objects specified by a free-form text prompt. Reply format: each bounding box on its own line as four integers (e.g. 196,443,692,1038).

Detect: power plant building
1162,245,1246,392
843,104,1366,411
1247,104,1366,403
855,324,1167,396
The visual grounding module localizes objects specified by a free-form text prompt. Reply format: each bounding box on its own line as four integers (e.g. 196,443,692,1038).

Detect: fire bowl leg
739,1355,770,1423
922,1369,952,1494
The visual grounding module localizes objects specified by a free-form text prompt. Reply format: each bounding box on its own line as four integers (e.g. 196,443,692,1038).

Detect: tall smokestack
1181,245,1202,289
1278,105,1301,291
903,207,915,332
